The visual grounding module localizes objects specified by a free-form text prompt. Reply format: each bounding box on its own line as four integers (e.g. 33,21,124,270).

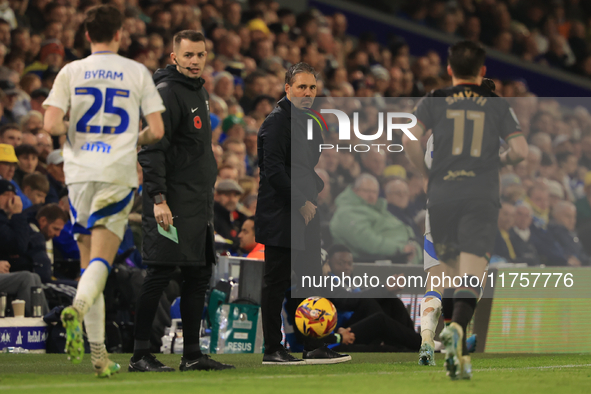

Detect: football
294,297,338,338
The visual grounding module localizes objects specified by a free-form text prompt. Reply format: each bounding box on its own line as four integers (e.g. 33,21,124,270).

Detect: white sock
420,294,442,344
73,259,109,319
84,293,105,344
85,294,107,368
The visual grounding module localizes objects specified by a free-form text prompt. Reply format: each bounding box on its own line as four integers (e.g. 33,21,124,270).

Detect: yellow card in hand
158,224,178,243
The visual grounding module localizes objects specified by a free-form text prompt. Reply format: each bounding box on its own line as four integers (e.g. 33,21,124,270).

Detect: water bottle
0,292,6,318
31,287,43,317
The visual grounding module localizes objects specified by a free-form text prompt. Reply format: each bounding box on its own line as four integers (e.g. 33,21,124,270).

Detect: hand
299,201,316,225
154,202,173,231
567,256,582,267
0,260,10,274
338,327,355,345
6,195,23,218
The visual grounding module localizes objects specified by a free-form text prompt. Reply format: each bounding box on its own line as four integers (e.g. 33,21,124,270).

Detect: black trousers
261,244,325,354
134,264,212,351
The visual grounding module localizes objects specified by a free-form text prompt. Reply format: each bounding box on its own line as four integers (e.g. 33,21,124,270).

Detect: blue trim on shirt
424,235,438,260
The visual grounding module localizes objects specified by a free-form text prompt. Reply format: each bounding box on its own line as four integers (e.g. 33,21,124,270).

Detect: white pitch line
1,364,590,391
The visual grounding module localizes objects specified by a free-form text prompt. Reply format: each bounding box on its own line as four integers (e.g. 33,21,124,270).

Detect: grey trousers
0,272,49,317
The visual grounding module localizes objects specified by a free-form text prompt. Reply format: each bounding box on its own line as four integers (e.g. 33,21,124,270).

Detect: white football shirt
43,53,165,188
425,134,434,170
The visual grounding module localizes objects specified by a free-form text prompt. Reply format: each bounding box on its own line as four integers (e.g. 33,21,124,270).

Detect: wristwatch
154,193,166,205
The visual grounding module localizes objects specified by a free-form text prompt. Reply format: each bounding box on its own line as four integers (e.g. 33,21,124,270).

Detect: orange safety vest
246,243,265,260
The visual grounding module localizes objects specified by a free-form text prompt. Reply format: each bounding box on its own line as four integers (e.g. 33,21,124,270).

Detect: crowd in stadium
0,0,591,326
397,0,591,79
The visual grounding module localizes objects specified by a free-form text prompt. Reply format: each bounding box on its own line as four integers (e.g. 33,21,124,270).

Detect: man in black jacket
255,62,350,365
130,30,233,373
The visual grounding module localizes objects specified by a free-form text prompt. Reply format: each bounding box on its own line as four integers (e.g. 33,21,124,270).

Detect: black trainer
128,354,175,372
179,355,235,371
302,345,352,365
262,348,306,365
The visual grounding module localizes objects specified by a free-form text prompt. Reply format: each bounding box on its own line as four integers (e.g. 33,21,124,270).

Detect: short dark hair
84,5,123,44
22,173,49,194
327,244,352,260
285,62,317,85
36,203,68,224
556,151,575,166
0,123,21,137
448,40,486,79
15,143,38,158
173,30,205,48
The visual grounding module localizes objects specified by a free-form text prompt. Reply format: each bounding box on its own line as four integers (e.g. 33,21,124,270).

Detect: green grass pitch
1,353,590,394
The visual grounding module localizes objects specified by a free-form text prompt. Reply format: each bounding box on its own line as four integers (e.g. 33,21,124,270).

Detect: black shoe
303,346,352,365
128,354,175,372
179,355,235,371
262,348,306,365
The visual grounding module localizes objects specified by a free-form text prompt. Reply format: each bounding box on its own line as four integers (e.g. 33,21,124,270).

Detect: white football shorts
68,181,134,240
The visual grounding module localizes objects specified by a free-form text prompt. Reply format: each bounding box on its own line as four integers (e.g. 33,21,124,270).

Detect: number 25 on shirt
75,87,130,134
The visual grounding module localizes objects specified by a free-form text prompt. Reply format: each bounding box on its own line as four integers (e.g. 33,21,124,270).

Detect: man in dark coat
130,30,233,373
548,201,590,266
255,62,350,365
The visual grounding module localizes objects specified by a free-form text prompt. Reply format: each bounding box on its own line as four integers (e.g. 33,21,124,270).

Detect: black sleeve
413,92,434,131
261,116,307,208
0,212,30,257
499,102,522,141
138,83,181,198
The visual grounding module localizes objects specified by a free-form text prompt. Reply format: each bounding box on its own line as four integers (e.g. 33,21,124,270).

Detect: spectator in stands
19,111,43,134
330,174,421,263
0,123,21,146
359,149,386,184
544,180,562,206
385,178,421,243
217,163,239,182
45,149,65,204
548,201,589,266
513,202,572,266
13,143,37,187
0,178,26,260
501,173,525,204
221,115,246,143
0,143,30,209
21,173,48,206
7,203,68,283
238,217,264,259
244,127,258,173
507,204,541,266
34,129,52,171
526,182,550,228
494,202,530,264
556,151,580,200
222,138,248,172
0,80,19,124
29,88,49,115
0,259,49,317
213,179,246,249
575,172,591,230
240,71,268,113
